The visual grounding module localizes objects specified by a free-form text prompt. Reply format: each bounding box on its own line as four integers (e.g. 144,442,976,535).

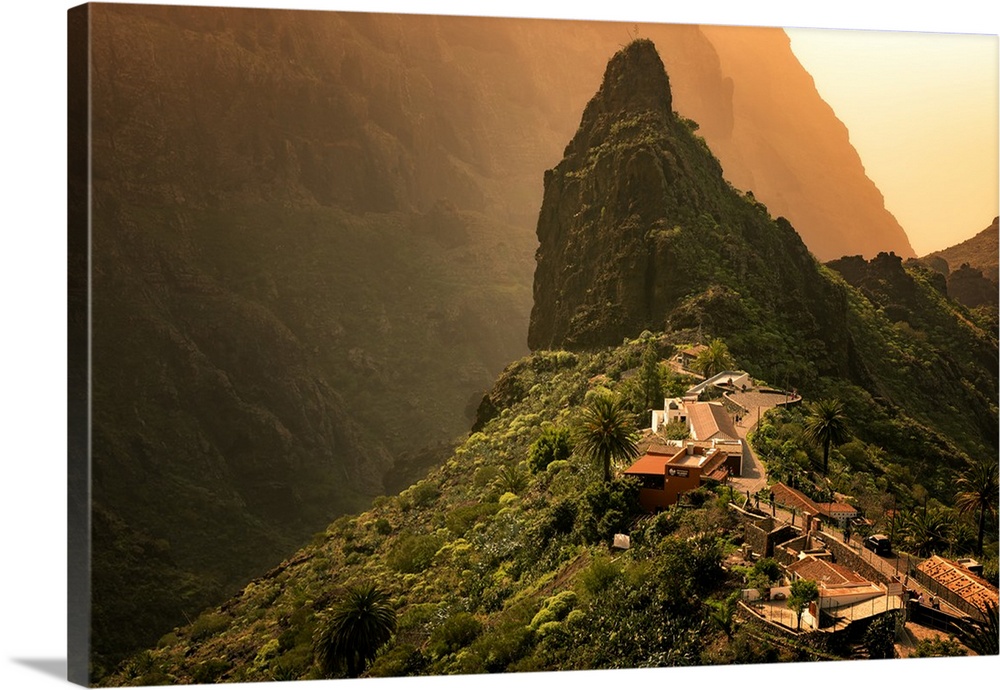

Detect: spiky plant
314,583,397,678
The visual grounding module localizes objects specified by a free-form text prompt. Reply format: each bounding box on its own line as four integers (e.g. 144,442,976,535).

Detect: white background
1,1,997,689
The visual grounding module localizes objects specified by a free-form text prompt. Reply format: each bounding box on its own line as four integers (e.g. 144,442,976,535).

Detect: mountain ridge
83,7,925,673
99,37,996,687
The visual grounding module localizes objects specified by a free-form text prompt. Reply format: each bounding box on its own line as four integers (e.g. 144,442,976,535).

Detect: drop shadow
12,658,67,681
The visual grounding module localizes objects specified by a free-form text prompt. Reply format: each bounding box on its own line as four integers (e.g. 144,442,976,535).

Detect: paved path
728,389,799,496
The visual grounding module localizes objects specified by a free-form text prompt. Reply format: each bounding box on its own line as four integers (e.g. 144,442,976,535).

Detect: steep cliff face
699,26,915,261
528,40,852,369
529,39,996,458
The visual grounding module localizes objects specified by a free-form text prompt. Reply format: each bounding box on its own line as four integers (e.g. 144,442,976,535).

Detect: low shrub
388,533,446,574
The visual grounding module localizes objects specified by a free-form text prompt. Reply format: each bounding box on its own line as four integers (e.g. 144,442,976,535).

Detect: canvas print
67,2,999,687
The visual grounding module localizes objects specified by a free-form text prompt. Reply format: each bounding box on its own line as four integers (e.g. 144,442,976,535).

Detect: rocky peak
564,39,673,159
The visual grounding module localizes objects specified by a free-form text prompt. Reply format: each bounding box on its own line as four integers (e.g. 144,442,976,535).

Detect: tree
692,338,735,379
863,612,900,659
954,456,999,556
904,506,952,558
803,398,849,474
787,578,819,630
314,583,397,678
638,342,664,412
577,392,640,483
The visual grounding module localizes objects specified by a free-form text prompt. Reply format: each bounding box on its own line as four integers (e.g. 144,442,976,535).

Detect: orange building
624,443,735,512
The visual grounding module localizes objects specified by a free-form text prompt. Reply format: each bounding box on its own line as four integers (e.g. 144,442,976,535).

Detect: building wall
635,470,701,511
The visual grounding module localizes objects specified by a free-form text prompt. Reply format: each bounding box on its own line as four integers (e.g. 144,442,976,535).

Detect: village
616,344,998,656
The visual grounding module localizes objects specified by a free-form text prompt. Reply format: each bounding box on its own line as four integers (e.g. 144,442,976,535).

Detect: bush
446,502,498,537
538,499,576,541
580,556,621,595
528,591,577,631
410,481,441,508
388,533,446,574
189,611,231,642
191,658,231,684
660,419,689,440
528,427,573,473
365,644,427,677
578,477,642,543
911,636,967,658
429,612,483,657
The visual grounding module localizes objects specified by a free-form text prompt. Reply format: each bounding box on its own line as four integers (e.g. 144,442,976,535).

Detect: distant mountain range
80,5,927,673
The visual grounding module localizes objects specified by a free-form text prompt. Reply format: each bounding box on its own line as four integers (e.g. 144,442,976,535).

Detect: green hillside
98,40,997,685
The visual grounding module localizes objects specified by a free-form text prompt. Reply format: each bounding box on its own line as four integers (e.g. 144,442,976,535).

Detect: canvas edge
68,3,92,686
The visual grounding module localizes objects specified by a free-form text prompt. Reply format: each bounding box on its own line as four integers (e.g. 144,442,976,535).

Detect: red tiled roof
770,483,821,515
687,402,739,441
624,451,678,476
819,502,858,518
917,556,999,611
786,556,867,586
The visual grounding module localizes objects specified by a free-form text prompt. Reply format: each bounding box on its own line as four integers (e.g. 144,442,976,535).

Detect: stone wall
774,534,809,566
814,534,891,586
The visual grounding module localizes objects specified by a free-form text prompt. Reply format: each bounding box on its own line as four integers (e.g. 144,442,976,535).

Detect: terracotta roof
786,556,867,586
624,451,678,476
687,402,739,441
917,556,999,611
770,483,821,515
819,502,858,518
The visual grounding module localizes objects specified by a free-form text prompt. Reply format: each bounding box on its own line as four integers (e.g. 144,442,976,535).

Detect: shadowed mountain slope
97,36,992,688
84,6,919,672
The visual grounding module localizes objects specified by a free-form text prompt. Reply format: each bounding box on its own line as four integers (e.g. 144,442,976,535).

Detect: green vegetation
103,317,991,683
910,636,967,658
803,398,850,475
576,392,641,483
527,426,573,473
693,338,736,379
314,583,398,678
787,579,818,630
955,456,1000,556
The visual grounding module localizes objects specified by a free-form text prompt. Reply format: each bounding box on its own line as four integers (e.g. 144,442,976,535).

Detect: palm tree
954,456,999,556
314,582,397,678
692,338,735,379
577,392,640,483
904,507,952,558
803,398,849,474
